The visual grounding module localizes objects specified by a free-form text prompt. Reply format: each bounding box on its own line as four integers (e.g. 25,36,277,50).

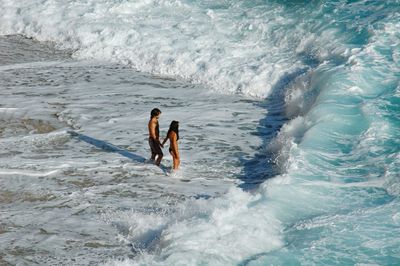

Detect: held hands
160,137,168,148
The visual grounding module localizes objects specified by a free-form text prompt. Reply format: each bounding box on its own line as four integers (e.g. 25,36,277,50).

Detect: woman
162,120,180,170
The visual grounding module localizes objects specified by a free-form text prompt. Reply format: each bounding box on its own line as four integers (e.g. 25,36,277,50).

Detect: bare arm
161,133,169,146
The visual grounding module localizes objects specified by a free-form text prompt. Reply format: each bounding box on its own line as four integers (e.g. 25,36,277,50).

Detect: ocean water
0,0,399,265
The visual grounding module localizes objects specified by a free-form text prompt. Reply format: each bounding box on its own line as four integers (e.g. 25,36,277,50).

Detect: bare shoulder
170,131,177,140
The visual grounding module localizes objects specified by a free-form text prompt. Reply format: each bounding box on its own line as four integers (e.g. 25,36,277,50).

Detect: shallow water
0,36,276,265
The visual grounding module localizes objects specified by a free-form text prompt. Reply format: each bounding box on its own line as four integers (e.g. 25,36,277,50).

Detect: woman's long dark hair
167,120,179,140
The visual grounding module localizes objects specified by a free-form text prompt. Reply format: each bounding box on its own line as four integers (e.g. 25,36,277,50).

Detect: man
148,108,163,165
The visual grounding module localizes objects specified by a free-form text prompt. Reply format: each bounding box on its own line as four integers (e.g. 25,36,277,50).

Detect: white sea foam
347,86,363,94
101,187,283,265
0,0,347,98
268,116,309,171
0,169,59,177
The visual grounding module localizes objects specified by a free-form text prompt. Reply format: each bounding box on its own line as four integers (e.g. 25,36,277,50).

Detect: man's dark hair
151,108,161,118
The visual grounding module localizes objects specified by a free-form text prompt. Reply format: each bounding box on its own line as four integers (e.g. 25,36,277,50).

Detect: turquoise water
0,0,399,264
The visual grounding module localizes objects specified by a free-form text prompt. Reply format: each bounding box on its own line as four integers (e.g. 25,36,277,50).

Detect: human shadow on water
238,68,309,191
68,130,147,163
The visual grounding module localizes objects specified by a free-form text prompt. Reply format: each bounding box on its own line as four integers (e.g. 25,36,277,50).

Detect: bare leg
170,150,180,170
173,157,180,169
155,154,163,166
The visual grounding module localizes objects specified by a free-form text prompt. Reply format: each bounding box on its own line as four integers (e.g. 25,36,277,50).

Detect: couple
148,108,180,170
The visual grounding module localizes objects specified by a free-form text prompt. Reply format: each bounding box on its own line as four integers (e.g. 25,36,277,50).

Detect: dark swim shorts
149,138,163,155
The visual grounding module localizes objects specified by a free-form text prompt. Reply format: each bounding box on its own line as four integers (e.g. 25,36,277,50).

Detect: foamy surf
1,0,399,265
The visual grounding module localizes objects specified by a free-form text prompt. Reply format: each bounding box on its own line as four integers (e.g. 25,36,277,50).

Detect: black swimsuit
168,131,178,154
